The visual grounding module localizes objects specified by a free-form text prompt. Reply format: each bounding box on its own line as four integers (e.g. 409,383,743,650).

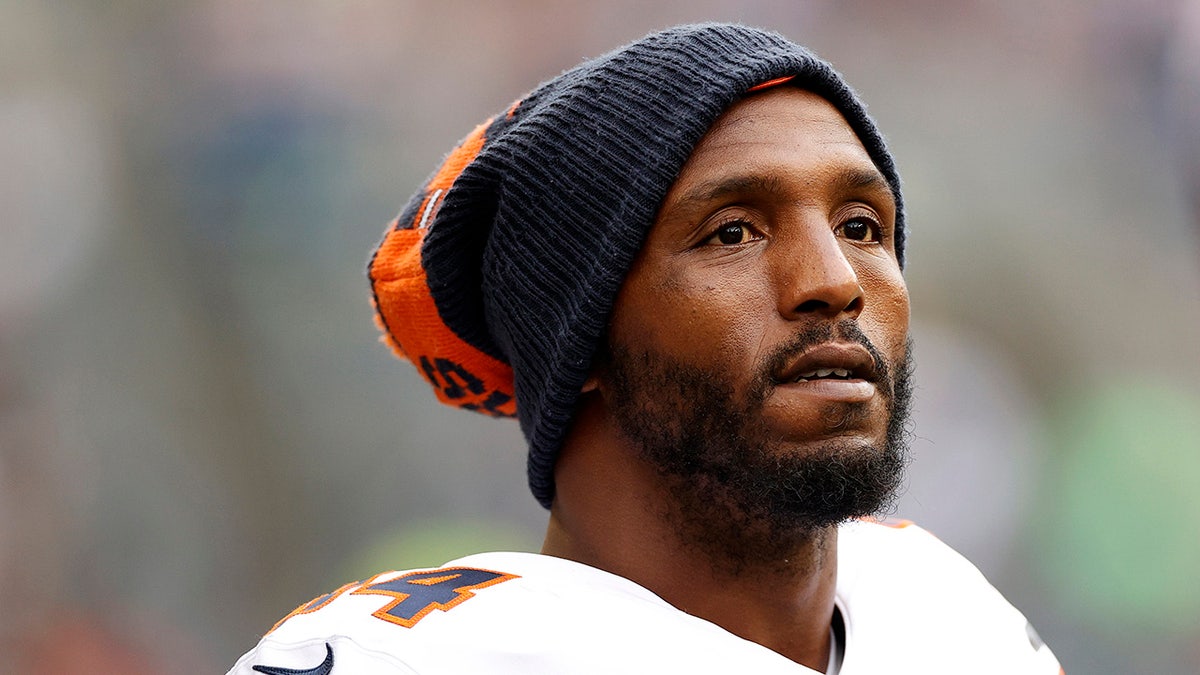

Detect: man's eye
707,221,756,246
838,217,879,243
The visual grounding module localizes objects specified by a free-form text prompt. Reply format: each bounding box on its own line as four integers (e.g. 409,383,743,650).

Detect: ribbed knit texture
373,23,906,508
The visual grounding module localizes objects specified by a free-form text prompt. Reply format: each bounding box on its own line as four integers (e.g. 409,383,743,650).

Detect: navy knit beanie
369,23,905,509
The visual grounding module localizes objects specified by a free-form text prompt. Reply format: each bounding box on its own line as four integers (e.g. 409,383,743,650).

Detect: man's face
595,87,912,561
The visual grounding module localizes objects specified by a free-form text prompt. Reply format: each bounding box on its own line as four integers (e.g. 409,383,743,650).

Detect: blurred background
2,0,1199,672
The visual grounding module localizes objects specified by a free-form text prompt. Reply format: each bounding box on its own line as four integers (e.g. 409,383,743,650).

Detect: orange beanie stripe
369,117,517,418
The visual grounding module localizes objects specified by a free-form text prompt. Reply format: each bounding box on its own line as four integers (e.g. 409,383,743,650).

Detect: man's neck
542,414,839,672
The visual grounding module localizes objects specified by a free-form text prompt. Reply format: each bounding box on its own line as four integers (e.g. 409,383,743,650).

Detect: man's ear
581,372,601,393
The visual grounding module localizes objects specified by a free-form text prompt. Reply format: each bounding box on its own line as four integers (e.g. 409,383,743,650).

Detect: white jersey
229,520,1062,674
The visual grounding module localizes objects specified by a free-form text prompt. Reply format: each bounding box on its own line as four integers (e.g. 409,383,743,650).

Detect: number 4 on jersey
353,567,517,628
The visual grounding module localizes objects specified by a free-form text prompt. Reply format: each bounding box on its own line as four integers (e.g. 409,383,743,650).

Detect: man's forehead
668,167,895,214
664,88,896,210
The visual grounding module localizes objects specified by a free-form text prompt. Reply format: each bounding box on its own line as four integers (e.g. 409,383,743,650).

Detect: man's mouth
775,342,880,387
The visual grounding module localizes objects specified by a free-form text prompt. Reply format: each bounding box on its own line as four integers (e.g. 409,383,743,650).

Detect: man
229,24,1062,674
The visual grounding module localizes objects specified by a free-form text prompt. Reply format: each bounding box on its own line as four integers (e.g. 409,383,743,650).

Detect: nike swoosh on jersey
252,643,334,675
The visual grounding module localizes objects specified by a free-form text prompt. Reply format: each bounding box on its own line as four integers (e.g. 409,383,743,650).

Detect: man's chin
733,441,902,523
656,438,906,572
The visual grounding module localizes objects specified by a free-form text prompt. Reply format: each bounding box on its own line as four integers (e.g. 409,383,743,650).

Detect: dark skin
541,88,910,671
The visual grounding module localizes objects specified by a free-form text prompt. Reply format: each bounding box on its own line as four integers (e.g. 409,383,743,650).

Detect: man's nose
775,225,864,321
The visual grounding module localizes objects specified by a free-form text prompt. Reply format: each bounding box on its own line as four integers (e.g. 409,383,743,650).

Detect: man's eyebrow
671,175,785,210
836,166,892,196
670,167,895,211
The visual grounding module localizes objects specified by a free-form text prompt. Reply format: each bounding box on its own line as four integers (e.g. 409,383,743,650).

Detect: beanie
368,23,906,508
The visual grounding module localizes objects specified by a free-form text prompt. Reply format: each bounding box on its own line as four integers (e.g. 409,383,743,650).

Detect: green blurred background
2,1,1198,672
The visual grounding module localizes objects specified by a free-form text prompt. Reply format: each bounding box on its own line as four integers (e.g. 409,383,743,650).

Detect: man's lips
774,342,880,386
769,342,880,406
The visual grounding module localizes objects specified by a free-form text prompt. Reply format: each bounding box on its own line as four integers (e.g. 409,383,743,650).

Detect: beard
599,321,913,573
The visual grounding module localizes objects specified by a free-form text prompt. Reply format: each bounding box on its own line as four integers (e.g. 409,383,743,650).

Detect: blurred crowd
2,1,1198,672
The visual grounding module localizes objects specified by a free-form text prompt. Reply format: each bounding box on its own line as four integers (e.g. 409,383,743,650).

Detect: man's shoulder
836,519,1062,673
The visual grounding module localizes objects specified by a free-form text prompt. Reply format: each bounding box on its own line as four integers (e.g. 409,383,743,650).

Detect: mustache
758,320,892,393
